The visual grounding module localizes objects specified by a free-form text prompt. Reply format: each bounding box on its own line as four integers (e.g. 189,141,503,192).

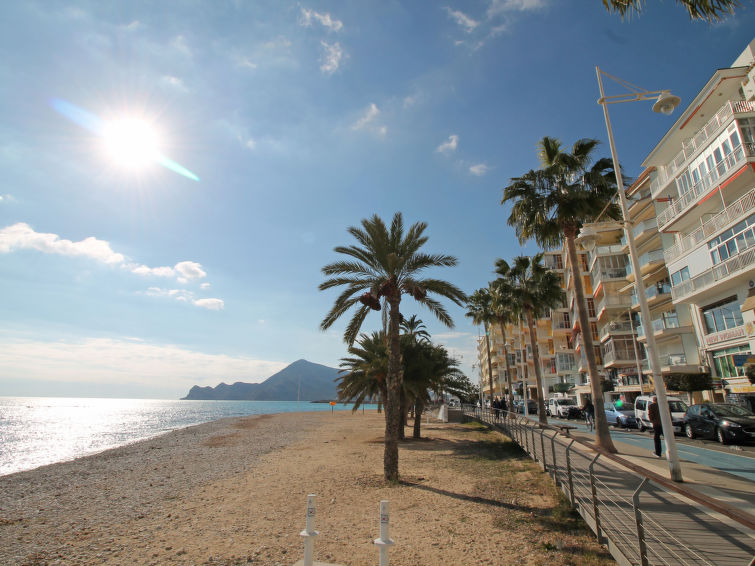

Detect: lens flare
50,98,199,182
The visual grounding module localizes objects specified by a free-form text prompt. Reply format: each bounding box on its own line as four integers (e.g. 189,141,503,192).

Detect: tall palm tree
502,137,619,453
489,277,517,407
502,254,565,425
320,212,466,481
465,288,496,407
602,0,739,21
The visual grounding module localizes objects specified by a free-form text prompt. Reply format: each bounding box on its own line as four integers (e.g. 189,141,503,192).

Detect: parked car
683,403,755,444
548,397,578,419
605,400,636,428
513,399,538,414
635,395,688,433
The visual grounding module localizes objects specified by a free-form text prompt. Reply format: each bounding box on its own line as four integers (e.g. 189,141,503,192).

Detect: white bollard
374,500,394,566
299,494,319,566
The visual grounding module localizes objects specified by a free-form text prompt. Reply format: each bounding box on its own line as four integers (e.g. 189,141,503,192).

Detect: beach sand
1,410,612,565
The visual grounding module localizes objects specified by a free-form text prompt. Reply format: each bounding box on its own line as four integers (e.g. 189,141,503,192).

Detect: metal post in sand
374,500,394,566
300,494,319,566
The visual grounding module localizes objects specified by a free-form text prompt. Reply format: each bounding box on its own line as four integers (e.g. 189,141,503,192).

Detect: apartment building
643,39,755,410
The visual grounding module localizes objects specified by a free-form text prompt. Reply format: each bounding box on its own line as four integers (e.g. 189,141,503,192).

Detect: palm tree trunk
384,296,403,481
525,307,548,425
398,391,407,441
413,399,424,439
499,319,514,407
564,228,616,453
484,322,494,407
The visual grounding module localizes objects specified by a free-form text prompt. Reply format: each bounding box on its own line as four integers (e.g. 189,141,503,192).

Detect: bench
555,424,577,436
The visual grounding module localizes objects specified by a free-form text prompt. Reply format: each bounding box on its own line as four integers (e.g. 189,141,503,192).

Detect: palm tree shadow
399,479,540,514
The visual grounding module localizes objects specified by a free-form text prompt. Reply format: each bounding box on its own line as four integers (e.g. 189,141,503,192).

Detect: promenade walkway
463,406,755,566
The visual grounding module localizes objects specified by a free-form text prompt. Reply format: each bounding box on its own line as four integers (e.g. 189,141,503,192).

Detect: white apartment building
644,39,755,410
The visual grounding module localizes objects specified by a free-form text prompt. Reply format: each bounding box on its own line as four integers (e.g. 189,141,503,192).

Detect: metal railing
671,246,755,301
664,188,755,263
462,406,755,566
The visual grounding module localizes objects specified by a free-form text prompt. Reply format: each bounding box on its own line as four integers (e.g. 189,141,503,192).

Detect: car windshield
668,401,688,413
559,400,576,405
615,402,634,411
711,404,755,417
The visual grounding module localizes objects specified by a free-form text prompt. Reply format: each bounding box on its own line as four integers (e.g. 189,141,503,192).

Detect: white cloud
174,261,207,281
160,75,188,92
236,57,258,69
194,298,224,310
171,35,192,58
488,0,547,16
445,8,479,32
300,8,343,32
0,336,287,388
436,134,459,154
320,41,345,74
351,103,386,137
200,282,211,290
469,163,490,176
0,223,125,264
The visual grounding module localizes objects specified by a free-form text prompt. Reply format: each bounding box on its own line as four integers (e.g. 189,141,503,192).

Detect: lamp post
596,66,683,481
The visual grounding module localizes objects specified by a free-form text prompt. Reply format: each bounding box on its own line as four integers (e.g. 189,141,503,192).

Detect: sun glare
102,118,162,170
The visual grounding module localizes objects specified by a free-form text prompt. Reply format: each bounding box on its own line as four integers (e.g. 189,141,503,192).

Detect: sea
0,397,374,476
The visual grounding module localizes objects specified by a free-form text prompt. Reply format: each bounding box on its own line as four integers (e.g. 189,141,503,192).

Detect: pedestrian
648,396,663,458
583,399,594,432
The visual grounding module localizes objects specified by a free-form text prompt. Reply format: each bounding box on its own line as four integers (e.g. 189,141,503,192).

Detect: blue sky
1,1,754,399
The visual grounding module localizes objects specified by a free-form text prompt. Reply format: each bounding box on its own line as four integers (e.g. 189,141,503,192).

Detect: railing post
632,478,650,566
550,432,559,485
565,440,576,507
539,428,547,472
588,453,603,543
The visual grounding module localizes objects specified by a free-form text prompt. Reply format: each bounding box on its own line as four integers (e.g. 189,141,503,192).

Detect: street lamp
596,66,684,482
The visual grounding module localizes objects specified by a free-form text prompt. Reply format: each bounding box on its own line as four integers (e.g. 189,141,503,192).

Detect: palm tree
602,0,739,21
400,314,431,343
465,288,496,407
501,254,565,425
338,331,388,411
320,212,466,481
490,270,519,408
502,137,619,453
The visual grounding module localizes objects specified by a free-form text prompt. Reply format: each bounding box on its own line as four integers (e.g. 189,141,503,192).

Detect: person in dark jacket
648,397,663,458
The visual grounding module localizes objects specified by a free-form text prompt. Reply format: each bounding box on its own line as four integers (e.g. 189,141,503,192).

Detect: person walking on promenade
648,396,663,458
583,399,594,432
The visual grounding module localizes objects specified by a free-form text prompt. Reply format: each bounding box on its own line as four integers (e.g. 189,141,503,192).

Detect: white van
548,397,578,419
634,395,689,433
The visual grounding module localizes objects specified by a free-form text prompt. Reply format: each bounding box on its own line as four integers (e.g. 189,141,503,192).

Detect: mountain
181,359,341,401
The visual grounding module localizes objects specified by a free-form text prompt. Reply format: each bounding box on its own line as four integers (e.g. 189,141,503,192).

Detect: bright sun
102,118,162,170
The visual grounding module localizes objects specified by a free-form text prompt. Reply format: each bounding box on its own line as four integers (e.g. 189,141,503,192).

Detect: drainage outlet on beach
374,500,395,566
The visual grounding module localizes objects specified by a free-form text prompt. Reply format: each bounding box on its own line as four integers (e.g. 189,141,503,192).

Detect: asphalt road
546,415,755,482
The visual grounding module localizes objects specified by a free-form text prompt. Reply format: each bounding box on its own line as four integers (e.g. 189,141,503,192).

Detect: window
587,298,596,318
708,213,755,265
712,344,750,378
701,296,744,334
670,267,690,287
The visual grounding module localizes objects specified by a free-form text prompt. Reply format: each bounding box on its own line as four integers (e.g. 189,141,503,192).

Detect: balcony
671,246,755,302
657,143,754,231
650,99,755,197
626,249,664,279
599,320,634,342
663,187,755,263
595,294,631,319
620,218,658,248
630,282,672,308
636,312,685,341
556,354,577,373
628,187,652,214
591,265,627,288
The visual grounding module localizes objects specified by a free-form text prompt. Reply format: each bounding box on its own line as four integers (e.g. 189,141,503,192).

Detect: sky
1,1,754,399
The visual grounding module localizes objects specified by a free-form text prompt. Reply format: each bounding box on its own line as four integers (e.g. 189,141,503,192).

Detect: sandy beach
1,410,612,565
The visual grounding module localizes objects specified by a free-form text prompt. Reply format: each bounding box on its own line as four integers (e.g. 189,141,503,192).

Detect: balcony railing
620,218,658,247
662,353,687,366
650,99,755,196
596,294,631,314
663,187,755,262
672,246,755,301
591,266,627,285
657,143,753,230
636,313,680,338
626,249,664,276
630,282,672,305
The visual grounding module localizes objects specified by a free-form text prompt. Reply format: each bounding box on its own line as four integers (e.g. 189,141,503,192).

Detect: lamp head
652,92,681,115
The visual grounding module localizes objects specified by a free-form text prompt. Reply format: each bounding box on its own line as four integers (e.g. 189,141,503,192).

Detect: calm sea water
0,397,372,476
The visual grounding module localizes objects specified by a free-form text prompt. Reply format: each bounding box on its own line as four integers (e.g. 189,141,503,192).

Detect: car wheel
639,422,646,432
716,427,728,445
616,418,622,428
685,424,695,439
